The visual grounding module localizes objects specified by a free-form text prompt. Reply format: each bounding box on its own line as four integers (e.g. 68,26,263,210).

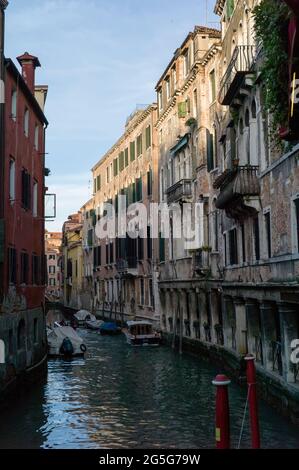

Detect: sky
5,0,219,231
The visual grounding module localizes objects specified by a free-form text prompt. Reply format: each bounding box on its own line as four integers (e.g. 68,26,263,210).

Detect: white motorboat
123,321,161,347
47,325,87,357
86,319,104,330
74,310,96,327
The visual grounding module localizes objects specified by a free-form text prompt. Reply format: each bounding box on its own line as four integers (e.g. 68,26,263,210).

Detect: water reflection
0,327,299,449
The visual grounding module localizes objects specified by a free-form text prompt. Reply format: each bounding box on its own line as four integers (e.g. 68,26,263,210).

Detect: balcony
213,165,260,220
116,258,138,277
166,179,192,204
219,45,255,106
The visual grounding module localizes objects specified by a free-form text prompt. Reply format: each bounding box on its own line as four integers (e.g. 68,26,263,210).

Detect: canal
0,325,299,449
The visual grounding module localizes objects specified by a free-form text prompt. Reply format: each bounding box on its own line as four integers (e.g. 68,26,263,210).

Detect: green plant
186,117,197,128
253,0,290,139
202,245,212,252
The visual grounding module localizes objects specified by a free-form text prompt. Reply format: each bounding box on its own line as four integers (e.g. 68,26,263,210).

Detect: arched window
245,108,250,127
24,108,29,137
251,99,257,119
239,118,244,135
17,319,26,350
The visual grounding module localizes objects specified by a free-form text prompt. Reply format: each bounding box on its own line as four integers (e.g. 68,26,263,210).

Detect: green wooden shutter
227,0,234,18
130,141,135,161
206,129,214,172
178,101,187,118
113,157,119,176
125,148,129,167
159,233,165,262
146,125,151,149
97,175,101,191
119,152,124,172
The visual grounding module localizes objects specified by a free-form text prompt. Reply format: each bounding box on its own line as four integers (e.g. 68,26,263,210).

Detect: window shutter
130,141,135,161
119,152,124,172
147,170,152,196
125,148,129,167
178,101,187,118
227,0,234,18
206,129,214,172
159,233,165,262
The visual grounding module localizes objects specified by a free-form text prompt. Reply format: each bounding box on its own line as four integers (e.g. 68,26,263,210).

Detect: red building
0,48,49,394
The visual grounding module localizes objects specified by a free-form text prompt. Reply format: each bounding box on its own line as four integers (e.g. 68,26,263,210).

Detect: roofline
155,26,221,89
5,58,49,126
91,103,157,173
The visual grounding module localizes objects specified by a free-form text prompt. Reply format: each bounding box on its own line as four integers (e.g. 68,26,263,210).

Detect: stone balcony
213,165,260,220
116,258,138,277
166,179,192,204
219,45,255,106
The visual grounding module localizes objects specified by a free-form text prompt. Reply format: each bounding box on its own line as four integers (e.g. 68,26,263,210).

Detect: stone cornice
92,103,157,173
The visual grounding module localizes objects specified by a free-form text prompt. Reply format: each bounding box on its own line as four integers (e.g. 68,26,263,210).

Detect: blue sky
5,0,219,231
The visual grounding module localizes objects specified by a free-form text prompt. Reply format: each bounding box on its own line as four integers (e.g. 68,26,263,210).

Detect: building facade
91,104,159,323
156,26,223,346
61,213,83,310
45,231,62,300
0,43,49,396
80,198,95,311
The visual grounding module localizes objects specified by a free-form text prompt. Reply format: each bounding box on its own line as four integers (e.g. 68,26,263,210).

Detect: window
183,49,190,77
172,67,177,90
138,236,144,260
264,212,272,258
34,125,39,150
241,224,246,263
21,169,31,210
251,99,257,119
11,89,17,120
147,226,152,259
33,318,38,343
206,129,214,172
140,278,145,305
228,228,238,265
20,252,29,284
159,232,165,262
124,148,129,167
149,279,154,308
158,88,163,111
160,168,165,201
32,254,39,285
119,151,124,172
295,198,299,252
253,217,260,261
210,70,216,103
137,134,143,157
96,175,101,192
49,266,56,274
136,177,143,201
166,77,170,101
8,247,17,284
113,157,118,177
224,233,227,266
9,159,15,201
49,254,56,260
106,167,109,184
17,319,25,350
147,169,152,196
33,181,38,217
193,89,198,119
24,108,29,137
130,141,136,162
146,125,151,149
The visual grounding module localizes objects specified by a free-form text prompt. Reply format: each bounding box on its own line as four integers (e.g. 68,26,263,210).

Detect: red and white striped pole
245,354,261,449
212,374,231,449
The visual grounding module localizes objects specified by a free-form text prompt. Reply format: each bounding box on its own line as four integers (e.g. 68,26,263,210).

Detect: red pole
245,354,261,449
212,374,231,449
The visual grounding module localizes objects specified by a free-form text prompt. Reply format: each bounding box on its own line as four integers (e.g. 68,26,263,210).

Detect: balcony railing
219,45,255,105
166,179,192,204
214,165,260,219
116,257,138,275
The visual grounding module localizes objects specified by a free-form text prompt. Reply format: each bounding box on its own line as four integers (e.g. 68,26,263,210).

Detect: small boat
74,310,96,327
99,322,122,336
86,319,104,330
47,325,87,357
123,321,161,347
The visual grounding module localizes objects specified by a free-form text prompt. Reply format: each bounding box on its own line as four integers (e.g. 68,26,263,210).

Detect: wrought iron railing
166,179,192,204
219,45,255,105
254,335,263,365
271,341,283,376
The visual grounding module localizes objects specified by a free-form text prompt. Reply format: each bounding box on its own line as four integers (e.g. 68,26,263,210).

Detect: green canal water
0,328,299,449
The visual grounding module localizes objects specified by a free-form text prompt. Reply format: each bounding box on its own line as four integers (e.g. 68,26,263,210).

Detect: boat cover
74,310,96,322
100,322,119,331
47,326,84,349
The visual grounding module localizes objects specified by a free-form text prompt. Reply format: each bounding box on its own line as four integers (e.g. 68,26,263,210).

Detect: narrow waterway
0,325,299,449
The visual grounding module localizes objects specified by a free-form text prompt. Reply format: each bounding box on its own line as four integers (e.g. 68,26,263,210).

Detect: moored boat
99,322,122,336
86,319,104,330
47,325,87,358
74,310,96,327
123,321,161,347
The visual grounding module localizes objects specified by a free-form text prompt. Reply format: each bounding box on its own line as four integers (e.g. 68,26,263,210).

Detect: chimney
17,52,41,94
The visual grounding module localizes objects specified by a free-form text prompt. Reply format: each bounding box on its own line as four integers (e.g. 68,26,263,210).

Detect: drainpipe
0,1,8,299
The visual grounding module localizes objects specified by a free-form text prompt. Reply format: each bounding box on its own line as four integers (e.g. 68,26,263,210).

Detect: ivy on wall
253,0,290,138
